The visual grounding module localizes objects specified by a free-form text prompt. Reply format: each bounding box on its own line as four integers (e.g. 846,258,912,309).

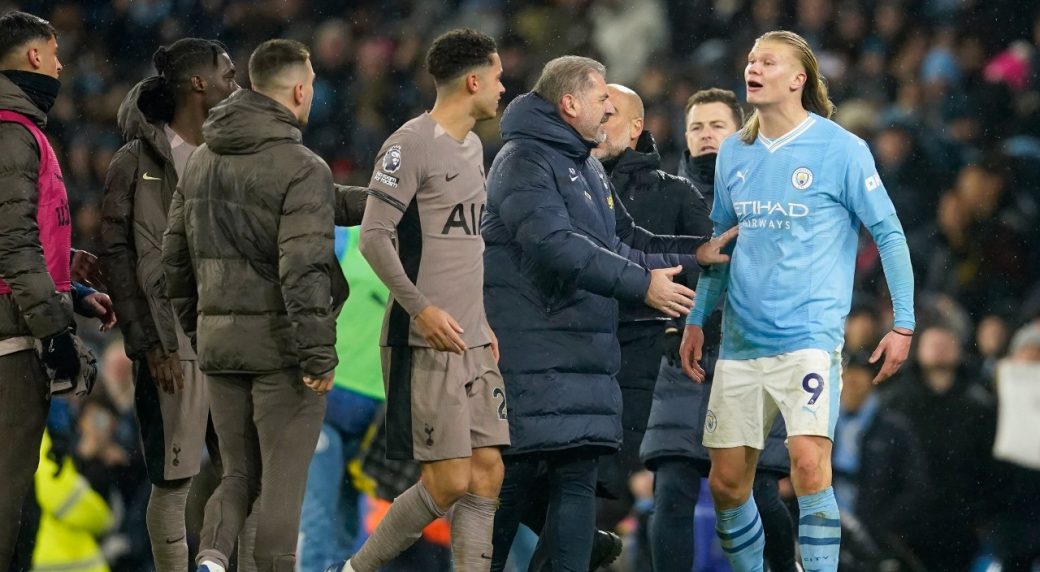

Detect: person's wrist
892,327,913,337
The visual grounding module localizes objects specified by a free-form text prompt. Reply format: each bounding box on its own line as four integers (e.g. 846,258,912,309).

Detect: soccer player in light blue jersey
678,30,916,572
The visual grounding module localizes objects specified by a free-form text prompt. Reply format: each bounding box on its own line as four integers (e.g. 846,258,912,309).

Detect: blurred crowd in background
6,0,1040,570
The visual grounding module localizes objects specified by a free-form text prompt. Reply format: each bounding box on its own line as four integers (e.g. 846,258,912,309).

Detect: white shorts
703,348,843,450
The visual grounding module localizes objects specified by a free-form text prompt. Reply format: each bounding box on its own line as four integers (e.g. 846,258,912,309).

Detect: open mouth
747,80,764,90
700,145,717,153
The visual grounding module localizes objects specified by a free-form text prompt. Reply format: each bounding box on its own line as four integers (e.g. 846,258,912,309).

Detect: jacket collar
604,130,661,176
0,73,47,128
500,92,597,160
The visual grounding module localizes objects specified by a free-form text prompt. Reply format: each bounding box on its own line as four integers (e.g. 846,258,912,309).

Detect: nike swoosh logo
446,172,459,181
165,535,185,544
143,172,162,181
480,553,492,560
569,175,579,181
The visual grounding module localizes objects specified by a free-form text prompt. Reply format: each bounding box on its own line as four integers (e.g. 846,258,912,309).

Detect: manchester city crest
382,145,402,173
792,167,813,190
705,410,718,433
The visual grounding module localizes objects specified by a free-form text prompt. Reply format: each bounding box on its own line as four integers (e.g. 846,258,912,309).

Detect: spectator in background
871,121,943,231
589,0,669,86
844,304,883,355
32,430,114,572
974,314,1011,388
886,325,997,571
910,160,1031,317
832,353,928,571
986,323,1040,572
76,394,134,504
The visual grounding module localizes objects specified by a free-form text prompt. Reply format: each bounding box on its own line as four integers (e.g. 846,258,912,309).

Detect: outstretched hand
695,226,739,265
644,266,695,318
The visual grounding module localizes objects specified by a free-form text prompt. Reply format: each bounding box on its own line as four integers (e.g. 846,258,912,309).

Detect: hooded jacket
161,89,351,377
604,131,712,323
100,78,188,359
482,92,703,455
107,81,366,362
0,73,74,341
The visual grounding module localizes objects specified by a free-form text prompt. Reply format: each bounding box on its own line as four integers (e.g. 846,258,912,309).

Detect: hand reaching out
695,226,739,266
644,266,695,318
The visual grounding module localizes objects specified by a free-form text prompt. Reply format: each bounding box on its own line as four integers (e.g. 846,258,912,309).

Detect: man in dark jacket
638,87,797,572
483,56,733,571
0,12,116,569
885,325,999,572
832,353,929,571
162,39,357,572
591,83,711,519
100,38,241,572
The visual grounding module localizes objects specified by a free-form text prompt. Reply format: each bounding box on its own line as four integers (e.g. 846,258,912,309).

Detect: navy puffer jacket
483,93,699,456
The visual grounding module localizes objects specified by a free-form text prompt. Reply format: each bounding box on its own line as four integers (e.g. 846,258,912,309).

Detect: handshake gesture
643,227,737,317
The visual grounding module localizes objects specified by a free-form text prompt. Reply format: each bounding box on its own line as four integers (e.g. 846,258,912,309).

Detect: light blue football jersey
709,113,896,360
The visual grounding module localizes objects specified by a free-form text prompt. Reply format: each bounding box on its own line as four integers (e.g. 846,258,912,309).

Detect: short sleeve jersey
368,113,491,348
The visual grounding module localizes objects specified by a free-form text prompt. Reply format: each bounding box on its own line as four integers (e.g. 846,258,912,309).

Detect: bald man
591,84,712,543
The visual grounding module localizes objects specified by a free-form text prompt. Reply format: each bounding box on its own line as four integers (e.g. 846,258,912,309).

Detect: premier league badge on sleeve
382,145,402,174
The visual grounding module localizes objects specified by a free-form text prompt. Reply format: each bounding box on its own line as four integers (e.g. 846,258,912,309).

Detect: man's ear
28,46,42,70
465,73,479,95
191,75,206,93
631,117,644,141
560,93,579,119
790,72,807,92
294,83,305,106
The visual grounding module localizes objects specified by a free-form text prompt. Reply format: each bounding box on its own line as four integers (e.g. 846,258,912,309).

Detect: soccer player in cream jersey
327,29,508,572
679,30,915,572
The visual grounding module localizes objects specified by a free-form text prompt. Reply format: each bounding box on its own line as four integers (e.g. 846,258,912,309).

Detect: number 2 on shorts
802,373,824,405
493,387,507,420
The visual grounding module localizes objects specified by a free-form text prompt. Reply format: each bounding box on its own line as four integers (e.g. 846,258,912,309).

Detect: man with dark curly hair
326,29,508,572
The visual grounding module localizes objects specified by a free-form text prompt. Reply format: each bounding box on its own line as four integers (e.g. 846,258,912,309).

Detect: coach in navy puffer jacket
482,91,704,457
